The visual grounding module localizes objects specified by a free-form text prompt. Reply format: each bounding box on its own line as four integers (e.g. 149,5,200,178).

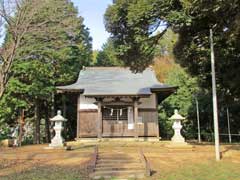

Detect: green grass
158,160,240,180
2,161,240,180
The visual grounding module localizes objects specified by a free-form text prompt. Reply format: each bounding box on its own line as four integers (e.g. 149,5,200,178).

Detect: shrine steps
90,152,146,179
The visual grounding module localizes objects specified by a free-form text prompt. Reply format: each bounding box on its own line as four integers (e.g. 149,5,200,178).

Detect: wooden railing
87,145,98,173
139,148,151,176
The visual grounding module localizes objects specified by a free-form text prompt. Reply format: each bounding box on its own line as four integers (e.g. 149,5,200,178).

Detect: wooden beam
76,94,80,138
96,98,103,139
133,97,140,139
155,93,160,139
155,112,160,139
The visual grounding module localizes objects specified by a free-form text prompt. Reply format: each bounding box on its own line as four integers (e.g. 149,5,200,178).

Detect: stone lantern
169,109,185,143
49,110,67,148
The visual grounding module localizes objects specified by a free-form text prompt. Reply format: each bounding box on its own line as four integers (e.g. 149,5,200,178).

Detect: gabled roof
57,67,176,97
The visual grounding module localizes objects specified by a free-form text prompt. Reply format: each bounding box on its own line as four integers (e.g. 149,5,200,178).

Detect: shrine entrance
102,105,134,137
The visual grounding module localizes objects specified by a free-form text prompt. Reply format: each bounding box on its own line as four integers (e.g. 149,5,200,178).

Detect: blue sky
0,0,112,50
72,0,112,50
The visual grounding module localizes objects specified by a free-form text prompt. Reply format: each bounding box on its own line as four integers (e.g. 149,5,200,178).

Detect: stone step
96,162,143,168
95,166,145,171
97,157,141,163
97,159,141,164
98,155,138,159
98,155,138,158
90,170,145,179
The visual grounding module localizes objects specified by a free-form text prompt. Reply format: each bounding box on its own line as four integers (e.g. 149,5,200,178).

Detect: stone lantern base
49,138,65,147
171,135,185,143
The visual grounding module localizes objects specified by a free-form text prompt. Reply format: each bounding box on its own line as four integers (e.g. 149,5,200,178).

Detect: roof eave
150,86,178,93
151,86,178,103
84,94,151,98
56,88,84,94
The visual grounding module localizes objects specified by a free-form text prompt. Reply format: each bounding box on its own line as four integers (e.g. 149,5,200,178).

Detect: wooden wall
78,110,98,137
138,109,158,137
77,108,158,138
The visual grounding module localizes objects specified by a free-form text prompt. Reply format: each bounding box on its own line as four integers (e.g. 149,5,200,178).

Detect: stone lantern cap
169,109,185,120
50,110,67,122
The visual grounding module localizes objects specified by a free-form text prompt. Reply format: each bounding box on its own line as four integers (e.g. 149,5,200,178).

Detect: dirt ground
0,141,240,180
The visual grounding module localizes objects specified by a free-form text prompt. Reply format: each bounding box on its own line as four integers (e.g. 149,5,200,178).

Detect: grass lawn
0,142,240,180
158,160,240,180
0,165,88,180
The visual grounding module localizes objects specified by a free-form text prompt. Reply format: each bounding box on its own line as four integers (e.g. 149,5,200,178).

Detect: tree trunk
51,92,55,117
18,109,25,146
62,94,66,117
44,102,51,143
34,99,41,144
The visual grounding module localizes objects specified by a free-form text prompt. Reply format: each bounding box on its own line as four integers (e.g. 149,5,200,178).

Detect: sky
0,0,112,50
72,0,112,50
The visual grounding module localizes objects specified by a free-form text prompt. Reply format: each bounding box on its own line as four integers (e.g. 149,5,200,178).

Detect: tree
153,29,177,82
153,56,175,83
105,0,240,140
154,28,178,57
95,38,123,66
172,1,240,137
0,0,45,98
0,0,92,144
158,64,199,139
92,50,99,65
104,0,189,72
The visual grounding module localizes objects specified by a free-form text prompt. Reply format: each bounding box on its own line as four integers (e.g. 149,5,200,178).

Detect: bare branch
0,0,45,98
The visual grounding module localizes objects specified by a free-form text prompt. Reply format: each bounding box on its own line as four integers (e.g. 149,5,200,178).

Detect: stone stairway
89,150,146,179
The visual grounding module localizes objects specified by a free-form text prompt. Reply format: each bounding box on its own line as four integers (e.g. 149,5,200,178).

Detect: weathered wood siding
102,121,134,136
101,109,158,137
79,110,98,137
138,109,158,137
77,93,159,138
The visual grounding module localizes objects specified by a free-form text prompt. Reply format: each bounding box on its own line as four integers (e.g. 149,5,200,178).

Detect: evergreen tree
158,65,199,139
105,0,240,141
96,39,123,66
0,0,92,143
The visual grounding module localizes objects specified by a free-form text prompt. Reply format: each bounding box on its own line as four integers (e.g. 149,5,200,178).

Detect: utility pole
210,29,221,161
226,107,232,143
195,97,201,143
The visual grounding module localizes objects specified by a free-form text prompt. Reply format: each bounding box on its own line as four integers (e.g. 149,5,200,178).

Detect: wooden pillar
76,94,80,139
96,98,103,139
156,111,160,139
155,94,160,139
133,98,139,139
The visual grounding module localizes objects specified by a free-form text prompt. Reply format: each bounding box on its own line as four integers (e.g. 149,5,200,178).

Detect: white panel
79,95,98,109
79,94,157,110
128,107,134,129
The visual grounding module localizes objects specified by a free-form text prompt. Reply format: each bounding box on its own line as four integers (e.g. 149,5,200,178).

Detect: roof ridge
85,66,129,70
84,66,154,71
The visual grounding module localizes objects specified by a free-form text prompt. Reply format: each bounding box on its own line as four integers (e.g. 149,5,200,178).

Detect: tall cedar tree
96,38,123,66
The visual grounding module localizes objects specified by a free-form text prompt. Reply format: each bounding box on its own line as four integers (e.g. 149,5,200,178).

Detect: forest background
0,0,239,144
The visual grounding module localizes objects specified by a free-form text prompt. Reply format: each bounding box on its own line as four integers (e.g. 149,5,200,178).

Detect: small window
102,106,128,121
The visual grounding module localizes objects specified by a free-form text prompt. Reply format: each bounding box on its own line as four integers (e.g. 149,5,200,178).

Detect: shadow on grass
0,163,90,180
71,144,96,151
0,145,98,180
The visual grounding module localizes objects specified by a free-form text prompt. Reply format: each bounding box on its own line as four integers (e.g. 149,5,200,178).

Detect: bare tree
0,0,43,98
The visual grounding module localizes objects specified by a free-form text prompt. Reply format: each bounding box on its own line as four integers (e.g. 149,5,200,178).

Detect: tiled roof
57,67,176,96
